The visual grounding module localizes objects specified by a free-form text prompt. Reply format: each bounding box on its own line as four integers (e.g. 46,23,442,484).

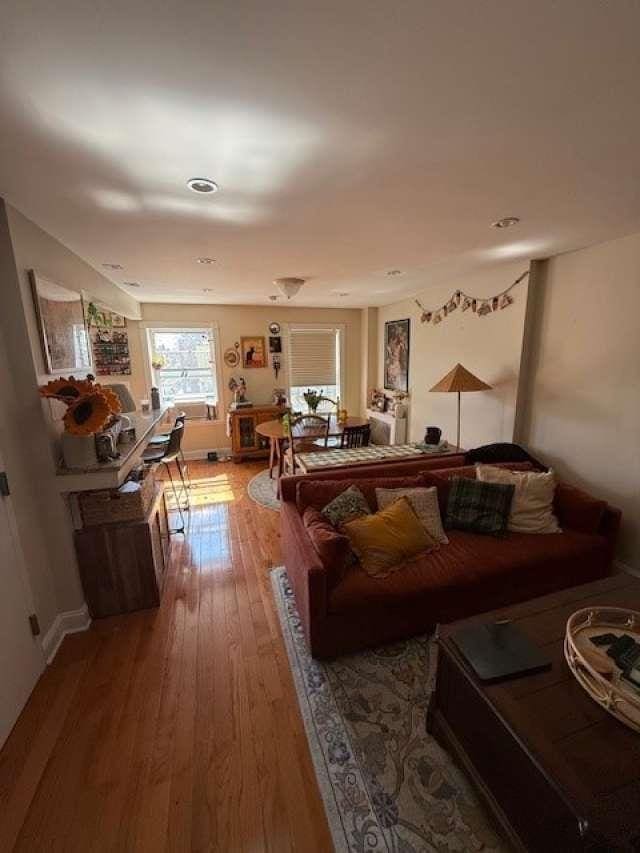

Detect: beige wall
126,302,363,452
6,206,140,382
0,201,142,637
378,260,530,448
360,307,378,413
518,233,640,570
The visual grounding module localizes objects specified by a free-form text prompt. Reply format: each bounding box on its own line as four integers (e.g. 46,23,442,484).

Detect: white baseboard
182,447,232,461
41,604,91,664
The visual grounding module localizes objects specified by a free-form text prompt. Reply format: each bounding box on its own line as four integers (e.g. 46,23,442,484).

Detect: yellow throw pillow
342,496,436,578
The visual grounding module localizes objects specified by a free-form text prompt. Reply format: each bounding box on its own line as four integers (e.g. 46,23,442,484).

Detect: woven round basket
565,606,640,733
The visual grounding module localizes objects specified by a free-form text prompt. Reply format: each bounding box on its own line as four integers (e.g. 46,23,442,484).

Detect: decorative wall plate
224,346,240,368
269,322,281,335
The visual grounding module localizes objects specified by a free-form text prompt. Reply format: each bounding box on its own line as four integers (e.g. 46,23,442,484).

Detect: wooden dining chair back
283,414,330,474
340,423,371,449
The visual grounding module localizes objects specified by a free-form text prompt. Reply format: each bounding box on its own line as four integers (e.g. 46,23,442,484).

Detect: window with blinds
287,325,342,412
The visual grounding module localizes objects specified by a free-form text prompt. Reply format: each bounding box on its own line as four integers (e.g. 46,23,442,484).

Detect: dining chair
142,421,189,533
283,414,330,475
340,423,371,449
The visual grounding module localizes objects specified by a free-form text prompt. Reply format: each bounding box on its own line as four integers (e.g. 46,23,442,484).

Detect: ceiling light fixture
492,216,520,229
102,262,123,270
122,281,141,287
187,177,219,194
274,277,305,300
196,257,216,264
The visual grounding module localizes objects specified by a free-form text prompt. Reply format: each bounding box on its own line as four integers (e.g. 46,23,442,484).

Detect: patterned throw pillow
321,485,371,528
375,486,449,544
445,477,515,536
342,497,437,578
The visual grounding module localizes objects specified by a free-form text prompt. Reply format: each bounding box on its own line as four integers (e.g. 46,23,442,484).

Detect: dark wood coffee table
428,573,640,852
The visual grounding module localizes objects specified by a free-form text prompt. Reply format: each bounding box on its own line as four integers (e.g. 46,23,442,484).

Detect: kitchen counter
55,406,171,493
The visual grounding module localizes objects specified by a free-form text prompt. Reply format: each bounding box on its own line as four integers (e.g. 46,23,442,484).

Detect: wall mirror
29,270,92,374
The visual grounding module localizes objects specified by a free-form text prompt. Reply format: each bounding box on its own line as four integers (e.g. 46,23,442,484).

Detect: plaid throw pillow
446,477,515,536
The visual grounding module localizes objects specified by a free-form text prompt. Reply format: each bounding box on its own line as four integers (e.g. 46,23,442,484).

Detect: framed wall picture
240,336,267,368
29,270,92,374
384,318,410,393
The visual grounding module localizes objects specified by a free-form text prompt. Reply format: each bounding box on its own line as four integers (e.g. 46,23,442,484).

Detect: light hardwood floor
0,461,333,852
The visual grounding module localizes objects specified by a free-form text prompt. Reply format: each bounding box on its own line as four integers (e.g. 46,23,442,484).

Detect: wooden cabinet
74,485,170,618
229,405,285,462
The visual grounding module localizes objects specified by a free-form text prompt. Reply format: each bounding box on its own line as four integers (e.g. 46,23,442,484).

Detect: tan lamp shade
429,364,492,450
429,363,492,394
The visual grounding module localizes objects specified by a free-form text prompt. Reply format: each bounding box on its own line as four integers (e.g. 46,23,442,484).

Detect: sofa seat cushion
328,528,609,620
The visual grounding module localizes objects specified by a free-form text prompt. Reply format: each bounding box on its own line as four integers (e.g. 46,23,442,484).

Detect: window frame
285,322,346,411
141,321,222,418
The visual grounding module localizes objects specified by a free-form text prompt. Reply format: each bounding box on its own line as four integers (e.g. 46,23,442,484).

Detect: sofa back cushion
425,461,534,513
296,474,427,514
303,507,353,589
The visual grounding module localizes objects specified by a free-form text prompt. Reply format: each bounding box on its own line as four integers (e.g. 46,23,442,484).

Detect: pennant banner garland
415,270,529,326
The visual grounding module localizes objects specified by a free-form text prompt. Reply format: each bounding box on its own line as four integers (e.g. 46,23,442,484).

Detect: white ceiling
2,0,640,307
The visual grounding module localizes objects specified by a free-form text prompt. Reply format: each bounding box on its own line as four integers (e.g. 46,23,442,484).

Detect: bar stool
147,411,191,491
143,422,189,534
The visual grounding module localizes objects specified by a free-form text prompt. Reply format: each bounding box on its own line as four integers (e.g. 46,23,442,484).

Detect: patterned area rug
271,567,506,853
247,468,280,511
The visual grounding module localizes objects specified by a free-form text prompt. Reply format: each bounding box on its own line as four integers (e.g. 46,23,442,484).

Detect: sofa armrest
280,500,328,651
553,482,621,564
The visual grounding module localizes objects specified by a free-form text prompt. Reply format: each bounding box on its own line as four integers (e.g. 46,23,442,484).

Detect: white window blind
288,327,338,387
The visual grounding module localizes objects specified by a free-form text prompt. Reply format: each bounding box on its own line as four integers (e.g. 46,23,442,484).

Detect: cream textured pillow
376,486,449,544
475,464,561,534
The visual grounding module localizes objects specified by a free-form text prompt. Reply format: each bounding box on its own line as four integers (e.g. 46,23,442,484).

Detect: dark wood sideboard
229,404,286,462
74,485,170,618
428,574,640,853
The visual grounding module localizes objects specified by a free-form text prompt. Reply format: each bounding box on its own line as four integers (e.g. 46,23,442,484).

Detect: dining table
255,415,370,488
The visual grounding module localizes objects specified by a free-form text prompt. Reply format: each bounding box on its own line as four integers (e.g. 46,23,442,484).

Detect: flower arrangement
39,374,122,435
302,389,333,413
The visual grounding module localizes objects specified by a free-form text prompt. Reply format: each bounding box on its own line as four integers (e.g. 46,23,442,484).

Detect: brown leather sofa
280,462,621,658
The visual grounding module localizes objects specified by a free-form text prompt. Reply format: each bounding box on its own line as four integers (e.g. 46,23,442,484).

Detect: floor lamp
429,364,492,451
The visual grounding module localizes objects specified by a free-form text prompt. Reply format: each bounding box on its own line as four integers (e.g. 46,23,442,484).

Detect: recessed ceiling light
187,177,219,194
492,216,520,229
196,257,216,264
102,262,123,270
122,281,141,287
386,269,403,276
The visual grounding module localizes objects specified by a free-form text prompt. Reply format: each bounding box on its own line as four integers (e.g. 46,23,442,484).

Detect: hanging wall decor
383,318,410,393
87,303,131,375
415,270,528,327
